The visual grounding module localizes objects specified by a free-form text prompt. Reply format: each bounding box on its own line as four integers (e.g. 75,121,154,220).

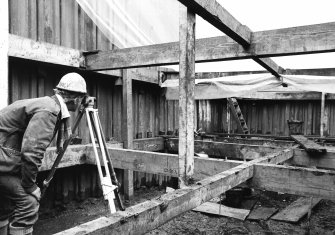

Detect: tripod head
81,95,96,110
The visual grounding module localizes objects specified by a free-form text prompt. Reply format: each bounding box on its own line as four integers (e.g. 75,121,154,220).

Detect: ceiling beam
178,0,251,47
83,22,335,71
178,0,282,77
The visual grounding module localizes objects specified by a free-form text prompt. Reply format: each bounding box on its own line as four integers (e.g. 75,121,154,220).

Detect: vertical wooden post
122,69,134,200
227,99,231,134
178,5,195,188
0,0,8,109
320,92,328,137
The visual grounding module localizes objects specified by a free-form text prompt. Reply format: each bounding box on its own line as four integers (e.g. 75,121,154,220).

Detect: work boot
9,223,33,235
0,219,8,235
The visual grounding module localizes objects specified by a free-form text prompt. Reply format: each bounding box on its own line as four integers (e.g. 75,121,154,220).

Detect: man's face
65,95,85,112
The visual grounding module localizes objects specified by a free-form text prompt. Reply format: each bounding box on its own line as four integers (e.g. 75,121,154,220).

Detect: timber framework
3,0,335,234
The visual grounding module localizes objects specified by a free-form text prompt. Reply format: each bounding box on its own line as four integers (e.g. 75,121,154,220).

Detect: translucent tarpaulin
162,74,335,100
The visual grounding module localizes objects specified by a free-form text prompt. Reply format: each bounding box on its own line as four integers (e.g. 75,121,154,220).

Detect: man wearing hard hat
0,73,87,235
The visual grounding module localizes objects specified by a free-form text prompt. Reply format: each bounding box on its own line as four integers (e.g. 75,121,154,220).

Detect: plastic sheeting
76,0,179,48
162,74,335,100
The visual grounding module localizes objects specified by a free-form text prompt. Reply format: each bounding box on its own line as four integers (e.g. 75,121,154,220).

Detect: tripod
42,96,125,212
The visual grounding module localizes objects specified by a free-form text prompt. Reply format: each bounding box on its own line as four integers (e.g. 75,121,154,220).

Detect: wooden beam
178,0,251,47
0,1,9,109
212,136,295,148
133,137,165,152
178,6,195,187
55,149,293,235
178,0,282,77
251,163,335,200
291,135,327,153
166,138,286,160
122,69,134,200
289,148,335,170
84,22,335,71
8,34,82,67
8,34,162,84
41,144,241,180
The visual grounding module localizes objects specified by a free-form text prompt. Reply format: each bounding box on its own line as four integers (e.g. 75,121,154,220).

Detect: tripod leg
86,109,116,213
96,112,125,211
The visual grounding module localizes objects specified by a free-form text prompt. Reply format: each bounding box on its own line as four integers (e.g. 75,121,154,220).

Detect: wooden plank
133,137,165,152
0,0,8,109
8,34,81,67
271,197,321,223
8,35,161,84
178,6,195,187
291,135,327,153
193,202,250,220
178,0,250,47
178,0,281,77
166,138,286,160
40,144,241,180
84,22,335,70
122,69,134,200
54,147,291,235
247,207,278,221
251,163,335,201
288,149,335,170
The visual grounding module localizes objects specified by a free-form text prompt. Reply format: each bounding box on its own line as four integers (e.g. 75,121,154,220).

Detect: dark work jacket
0,96,61,193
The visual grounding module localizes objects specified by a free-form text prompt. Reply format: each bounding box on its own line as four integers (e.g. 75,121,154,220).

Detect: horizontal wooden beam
251,163,335,200
40,144,241,180
166,138,285,160
133,137,165,152
55,149,293,235
178,0,282,77
84,22,335,71
8,34,82,67
8,34,161,84
290,148,335,170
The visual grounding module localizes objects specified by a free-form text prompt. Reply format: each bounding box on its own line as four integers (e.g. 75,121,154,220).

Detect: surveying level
42,95,125,212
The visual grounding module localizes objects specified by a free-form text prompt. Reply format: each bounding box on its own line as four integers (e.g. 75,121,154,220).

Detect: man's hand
30,187,41,202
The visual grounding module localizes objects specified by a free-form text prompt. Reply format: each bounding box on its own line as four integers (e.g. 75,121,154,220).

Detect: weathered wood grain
178,0,250,47
84,22,335,70
291,135,327,153
178,6,196,187
132,137,165,152
166,138,286,160
193,202,250,220
178,0,281,77
54,146,293,234
122,69,134,200
271,197,321,222
251,163,335,200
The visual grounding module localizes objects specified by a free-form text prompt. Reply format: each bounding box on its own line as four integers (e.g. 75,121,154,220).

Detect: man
0,72,87,235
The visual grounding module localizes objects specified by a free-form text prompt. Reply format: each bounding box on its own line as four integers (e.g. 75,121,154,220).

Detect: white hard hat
56,73,87,94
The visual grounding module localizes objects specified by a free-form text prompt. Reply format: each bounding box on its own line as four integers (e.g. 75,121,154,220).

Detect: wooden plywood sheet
271,197,321,223
247,206,278,221
193,202,250,221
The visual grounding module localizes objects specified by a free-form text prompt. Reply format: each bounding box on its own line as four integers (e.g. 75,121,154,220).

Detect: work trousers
0,175,39,228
